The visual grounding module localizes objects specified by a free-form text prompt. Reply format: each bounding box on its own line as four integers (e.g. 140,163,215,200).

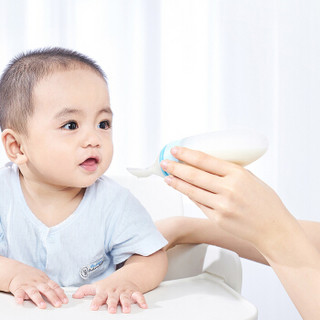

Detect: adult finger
170,146,235,176
194,200,219,222
164,174,218,209
132,291,148,309
161,159,223,194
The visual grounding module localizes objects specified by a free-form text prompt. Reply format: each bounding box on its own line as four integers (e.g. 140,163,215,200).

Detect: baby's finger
106,294,120,314
132,291,148,309
48,280,68,304
119,293,132,313
72,284,96,299
12,288,27,304
90,293,107,311
24,287,47,309
37,283,62,308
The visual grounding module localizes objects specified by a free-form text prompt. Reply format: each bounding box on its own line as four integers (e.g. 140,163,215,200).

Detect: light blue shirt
0,163,167,286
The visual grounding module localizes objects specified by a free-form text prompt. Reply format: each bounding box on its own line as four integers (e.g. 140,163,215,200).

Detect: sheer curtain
1,1,320,319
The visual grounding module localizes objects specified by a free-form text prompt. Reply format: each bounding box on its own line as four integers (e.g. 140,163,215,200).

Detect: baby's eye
98,120,111,130
62,121,78,130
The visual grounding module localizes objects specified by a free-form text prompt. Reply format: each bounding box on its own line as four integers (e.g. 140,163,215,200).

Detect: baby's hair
0,47,107,134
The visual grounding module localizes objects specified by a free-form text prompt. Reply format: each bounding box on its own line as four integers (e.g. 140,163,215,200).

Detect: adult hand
160,146,297,253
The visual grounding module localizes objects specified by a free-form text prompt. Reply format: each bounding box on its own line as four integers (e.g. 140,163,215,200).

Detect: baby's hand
9,264,68,309
73,277,147,313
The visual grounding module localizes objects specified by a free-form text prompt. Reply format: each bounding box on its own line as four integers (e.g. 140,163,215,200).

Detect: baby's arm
0,256,68,308
73,249,168,313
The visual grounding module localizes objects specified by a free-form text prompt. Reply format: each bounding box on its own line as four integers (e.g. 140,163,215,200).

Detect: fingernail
91,304,98,311
171,147,178,155
63,297,69,304
55,301,62,307
16,297,23,304
160,160,168,170
164,175,173,185
40,302,46,309
123,306,130,313
109,307,116,313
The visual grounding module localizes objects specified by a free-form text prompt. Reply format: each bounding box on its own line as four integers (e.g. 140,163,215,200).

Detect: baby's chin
80,170,109,188
77,177,102,188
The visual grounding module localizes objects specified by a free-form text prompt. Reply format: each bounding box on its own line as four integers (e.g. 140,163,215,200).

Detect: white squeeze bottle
127,128,268,178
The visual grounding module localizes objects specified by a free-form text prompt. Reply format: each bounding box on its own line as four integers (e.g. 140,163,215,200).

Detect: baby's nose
82,131,101,148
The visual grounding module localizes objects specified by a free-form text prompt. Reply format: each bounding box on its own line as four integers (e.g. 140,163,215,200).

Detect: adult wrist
256,216,309,265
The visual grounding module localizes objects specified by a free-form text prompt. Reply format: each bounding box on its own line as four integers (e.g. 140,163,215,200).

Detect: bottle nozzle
127,158,165,178
126,167,154,178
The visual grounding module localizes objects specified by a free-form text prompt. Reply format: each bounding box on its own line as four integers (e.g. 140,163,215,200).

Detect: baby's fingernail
90,304,98,311
16,297,23,304
54,300,62,307
63,297,69,304
108,307,116,313
123,306,130,313
40,302,46,308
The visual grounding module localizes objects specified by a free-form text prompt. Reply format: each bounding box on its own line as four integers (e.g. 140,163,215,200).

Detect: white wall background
1,1,319,318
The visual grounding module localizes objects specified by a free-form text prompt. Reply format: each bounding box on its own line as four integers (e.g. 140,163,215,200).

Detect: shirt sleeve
107,191,168,265
0,218,7,257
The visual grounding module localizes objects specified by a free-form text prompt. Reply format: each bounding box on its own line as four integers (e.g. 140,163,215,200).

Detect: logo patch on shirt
80,256,105,280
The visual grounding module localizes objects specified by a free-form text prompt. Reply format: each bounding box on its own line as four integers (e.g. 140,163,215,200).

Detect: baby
0,47,168,313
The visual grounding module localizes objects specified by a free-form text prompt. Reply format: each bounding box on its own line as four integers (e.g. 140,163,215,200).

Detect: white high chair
114,174,258,319
0,174,258,319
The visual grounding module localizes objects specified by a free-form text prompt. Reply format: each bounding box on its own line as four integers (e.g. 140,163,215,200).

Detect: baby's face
20,68,113,188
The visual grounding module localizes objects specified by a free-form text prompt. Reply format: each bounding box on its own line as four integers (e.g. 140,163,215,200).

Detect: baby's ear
1,129,28,165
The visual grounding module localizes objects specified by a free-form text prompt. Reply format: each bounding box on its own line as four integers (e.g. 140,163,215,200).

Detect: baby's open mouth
80,157,99,172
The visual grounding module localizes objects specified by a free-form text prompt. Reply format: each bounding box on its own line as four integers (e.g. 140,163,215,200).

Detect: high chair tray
0,272,257,319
